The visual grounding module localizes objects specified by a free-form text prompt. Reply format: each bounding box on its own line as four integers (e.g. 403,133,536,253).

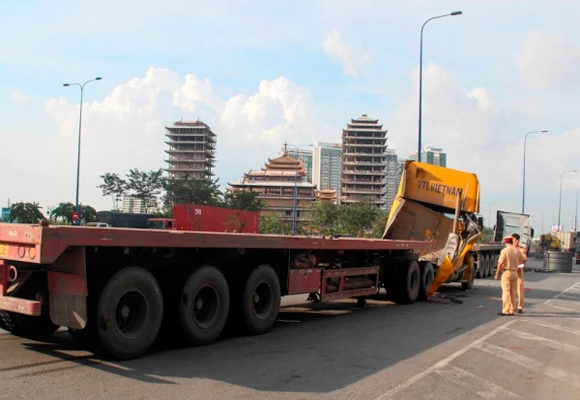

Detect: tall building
284,147,314,183
164,120,217,180
409,144,447,167
341,114,387,207
384,148,399,212
312,142,342,195
228,144,316,223
121,195,147,214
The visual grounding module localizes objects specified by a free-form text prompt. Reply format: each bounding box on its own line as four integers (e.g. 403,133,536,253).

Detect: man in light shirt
512,233,526,313
495,236,527,315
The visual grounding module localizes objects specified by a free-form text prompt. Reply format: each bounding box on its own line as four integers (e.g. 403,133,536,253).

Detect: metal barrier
543,251,574,273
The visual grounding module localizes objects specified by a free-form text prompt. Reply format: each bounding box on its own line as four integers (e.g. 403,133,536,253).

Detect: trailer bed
0,223,436,264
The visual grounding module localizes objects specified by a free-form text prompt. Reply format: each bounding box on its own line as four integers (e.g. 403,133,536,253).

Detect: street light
417,10,462,162
575,190,580,232
286,143,313,235
558,169,577,231
521,130,547,213
63,77,102,225
482,202,498,228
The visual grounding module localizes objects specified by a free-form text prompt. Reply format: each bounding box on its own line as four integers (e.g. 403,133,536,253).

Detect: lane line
373,277,580,400
547,304,577,312
434,364,521,399
508,328,580,355
523,319,580,337
476,341,580,388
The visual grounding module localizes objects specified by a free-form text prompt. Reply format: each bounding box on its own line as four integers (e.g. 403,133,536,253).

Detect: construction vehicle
1,160,484,360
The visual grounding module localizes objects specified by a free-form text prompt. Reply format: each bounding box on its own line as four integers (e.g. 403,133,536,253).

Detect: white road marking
523,319,580,337
434,364,521,399
508,328,580,355
547,304,577,312
476,341,580,388
373,278,580,400
557,293,580,300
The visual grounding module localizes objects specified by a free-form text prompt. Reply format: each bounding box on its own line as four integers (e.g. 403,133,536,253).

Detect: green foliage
163,177,224,210
309,199,386,238
126,168,165,210
49,202,96,224
224,190,266,211
97,173,127,211
7,202,45,224
479,226,495,243
259,214,285,235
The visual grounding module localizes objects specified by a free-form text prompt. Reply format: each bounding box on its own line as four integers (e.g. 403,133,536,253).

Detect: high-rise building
408,144,447,167
285,147,313,183
341,114,387,207
312,142,342,195
164,120,217,180
121,195,147,214
228,144,316,224
384,148,399,212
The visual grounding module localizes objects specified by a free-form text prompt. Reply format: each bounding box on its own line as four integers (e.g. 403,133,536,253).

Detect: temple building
228,143,316,223
341,114,387,207
315,189,338,204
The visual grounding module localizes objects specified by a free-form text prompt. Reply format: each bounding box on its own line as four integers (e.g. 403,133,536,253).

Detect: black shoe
517,309,523,314
497,312,510,316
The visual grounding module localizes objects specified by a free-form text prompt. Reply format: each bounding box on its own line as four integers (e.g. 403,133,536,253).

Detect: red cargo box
173,204,259,233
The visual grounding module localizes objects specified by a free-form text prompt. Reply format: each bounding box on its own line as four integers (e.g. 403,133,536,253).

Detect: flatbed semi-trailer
0,222,435,360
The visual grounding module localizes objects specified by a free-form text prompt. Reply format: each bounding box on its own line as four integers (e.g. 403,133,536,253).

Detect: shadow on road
6,269,580,393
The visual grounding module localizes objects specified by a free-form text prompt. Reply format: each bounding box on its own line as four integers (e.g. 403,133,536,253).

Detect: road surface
1,259,580,400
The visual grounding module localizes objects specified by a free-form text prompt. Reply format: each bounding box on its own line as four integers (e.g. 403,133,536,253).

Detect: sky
1,0,580,235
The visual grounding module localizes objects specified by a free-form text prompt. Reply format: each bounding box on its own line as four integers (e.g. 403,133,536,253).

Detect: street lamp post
417,10,462,162
63,77,102,225
521,130,547,213
575,190,580,232
483,202,498,228
287,143,312,235
558,169,577,231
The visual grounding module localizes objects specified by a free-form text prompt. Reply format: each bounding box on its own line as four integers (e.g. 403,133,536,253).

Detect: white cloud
514,31,580,90
388,62,580,228
322,29,370,78
11,91,28,104
1,68,316,211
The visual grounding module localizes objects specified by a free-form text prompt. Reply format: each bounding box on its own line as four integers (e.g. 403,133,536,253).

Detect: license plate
0,243,8,257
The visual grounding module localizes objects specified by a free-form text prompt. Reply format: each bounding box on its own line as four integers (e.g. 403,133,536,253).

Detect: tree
480,227,494,243
309,201,341,236
163,177,224,210
369,209,389,238
97,173,127,211
342,200,380,238
126,168,165,211
224,190,266,211
80,205,97,223
259,213,284,235
50,202,75,223
8,202,45,224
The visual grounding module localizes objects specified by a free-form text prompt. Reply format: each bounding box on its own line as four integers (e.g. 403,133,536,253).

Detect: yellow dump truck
383,160,501,296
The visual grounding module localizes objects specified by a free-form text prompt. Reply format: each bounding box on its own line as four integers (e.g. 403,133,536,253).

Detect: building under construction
164,120,216,180
341,114,387,207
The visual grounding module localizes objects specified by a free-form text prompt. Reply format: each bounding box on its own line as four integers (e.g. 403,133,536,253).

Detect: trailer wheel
0,274,59,339
179,266,230,346
418,262,434,301
395,260,421,304
95,267,163,360
476,257,483,279
242,265,281,334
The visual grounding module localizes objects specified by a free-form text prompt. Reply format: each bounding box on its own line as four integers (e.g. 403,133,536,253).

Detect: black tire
0,273,59,340
476,257,483,279
95,267,163,360
461,258,476,290
418,262,434,301
484,255,491,278
241,265,281,334
395,260,421,304
179,266,230,346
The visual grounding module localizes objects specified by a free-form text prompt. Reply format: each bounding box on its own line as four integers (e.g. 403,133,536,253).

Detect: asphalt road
1,259,580,400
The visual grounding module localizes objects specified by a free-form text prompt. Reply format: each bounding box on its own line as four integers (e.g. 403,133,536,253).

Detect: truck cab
147,218,177,230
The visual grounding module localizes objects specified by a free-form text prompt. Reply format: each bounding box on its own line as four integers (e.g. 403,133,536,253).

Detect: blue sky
1,0,580,233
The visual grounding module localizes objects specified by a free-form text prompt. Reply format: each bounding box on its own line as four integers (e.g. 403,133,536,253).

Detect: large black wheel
394,260,421,304
461,258,476,291
179,266,230,346
0,273,59,340
418,262,435,301
95,267,163,360
241,265,281,334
